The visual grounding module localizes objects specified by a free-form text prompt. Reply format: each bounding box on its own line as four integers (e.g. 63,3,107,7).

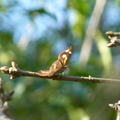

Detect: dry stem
0,62,120,84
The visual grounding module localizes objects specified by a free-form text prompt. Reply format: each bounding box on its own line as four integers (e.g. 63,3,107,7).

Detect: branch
109,100,120,120
106,31,120,47
0,62,120,84
79,0,107,68
0,78,14,120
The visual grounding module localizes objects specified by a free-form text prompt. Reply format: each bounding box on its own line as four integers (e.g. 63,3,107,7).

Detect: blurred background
0,0,120,120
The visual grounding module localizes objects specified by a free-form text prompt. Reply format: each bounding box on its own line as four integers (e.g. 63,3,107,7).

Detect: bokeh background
0,0,120,120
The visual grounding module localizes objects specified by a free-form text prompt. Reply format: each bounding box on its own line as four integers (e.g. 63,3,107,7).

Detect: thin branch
79,0,107,68
106,31,120,47
109,100,120,120
106,31,120,37
0,62,120,84
0,78,14,120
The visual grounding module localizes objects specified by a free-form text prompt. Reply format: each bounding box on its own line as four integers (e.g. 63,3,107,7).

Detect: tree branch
0,78,14,120
0,62,120,84
106,31,120,47
109,100,120,120
79,0,107,68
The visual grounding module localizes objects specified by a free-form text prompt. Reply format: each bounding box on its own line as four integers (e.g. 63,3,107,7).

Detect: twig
106,31,120,47
0,62,120,84
109,100,120,120
0,78,14,120
106,31,120,37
